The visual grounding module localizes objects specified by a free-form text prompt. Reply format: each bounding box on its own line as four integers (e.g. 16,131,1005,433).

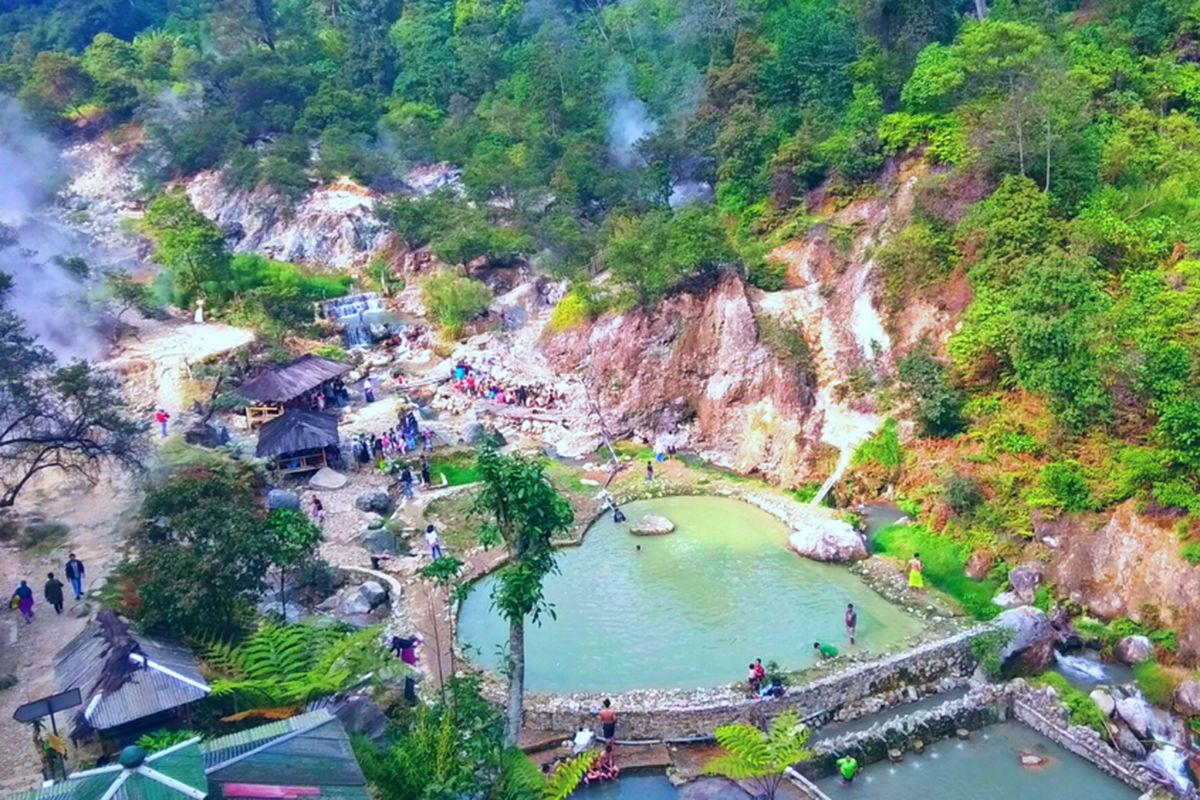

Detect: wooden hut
255,410,341,476
239,355,352,427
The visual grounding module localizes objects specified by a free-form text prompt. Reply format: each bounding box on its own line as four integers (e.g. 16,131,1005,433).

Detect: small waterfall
811,446,854,506
321,293,390,349
1053,651,1109,683
1146,746,1194,795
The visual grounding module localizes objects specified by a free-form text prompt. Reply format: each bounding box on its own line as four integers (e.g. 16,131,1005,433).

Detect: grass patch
1032,672,1110,735
1133,661,1189,708
852,418,903,471
873,522,1001,619
428,450,482,486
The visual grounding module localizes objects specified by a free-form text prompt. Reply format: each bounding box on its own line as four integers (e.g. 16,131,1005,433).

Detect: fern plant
136,729,199,753
197,622,397,709
704,711,813,800
495,749,596,800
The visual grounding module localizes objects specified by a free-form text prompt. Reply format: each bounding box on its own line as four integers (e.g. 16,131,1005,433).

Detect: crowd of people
450,360,560,409
300,378,350,412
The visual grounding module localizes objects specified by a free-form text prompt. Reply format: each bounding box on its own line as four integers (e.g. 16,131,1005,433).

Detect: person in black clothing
44,572,64,614
64,553,85,600
420,456,431,487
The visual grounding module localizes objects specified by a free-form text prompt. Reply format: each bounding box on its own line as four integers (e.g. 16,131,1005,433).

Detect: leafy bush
420,270,492,338
970,628,1013,679
1041,461,1093,512
547,290,592,333
1033,672,1109,735
1181,542,1200,565
756,314,813,374
1133,661,1184,708
873,522,1001,620
852,419,903,471
136,729,199,753
944,473,984,516
897,341,965,438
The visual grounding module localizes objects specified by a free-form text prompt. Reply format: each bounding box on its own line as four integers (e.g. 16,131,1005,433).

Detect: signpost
14,688,82,780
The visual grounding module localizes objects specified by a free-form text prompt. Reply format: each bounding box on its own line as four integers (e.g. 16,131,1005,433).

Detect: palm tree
703,710,814,800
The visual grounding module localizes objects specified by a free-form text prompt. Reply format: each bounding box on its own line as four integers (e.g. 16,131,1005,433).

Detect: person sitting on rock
583,741,619,785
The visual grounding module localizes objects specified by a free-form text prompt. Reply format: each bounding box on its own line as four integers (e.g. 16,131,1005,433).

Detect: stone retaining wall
516,627,985,740
1012,691,1165,795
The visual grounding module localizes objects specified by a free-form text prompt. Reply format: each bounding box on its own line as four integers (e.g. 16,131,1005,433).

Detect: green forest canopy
5,0,1200,540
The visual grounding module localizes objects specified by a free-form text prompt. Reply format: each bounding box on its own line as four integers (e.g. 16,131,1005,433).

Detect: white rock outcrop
631,514,675,536
787,516,867,562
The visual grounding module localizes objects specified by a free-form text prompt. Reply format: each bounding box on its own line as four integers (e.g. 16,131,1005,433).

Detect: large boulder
184,419,230,448
1109,722,1147,759
787,517,867,563
355,491,394,515
325,694,389,743
358,528,400,555
1090,689,1115,718
310,467,348,490
1008,563,1044,603
1115,697,1152,740
965,550,994,581
337,581,388,616
1172,679,1200,718
996,606,1055,673
631,514,675,536
358,580,388,609
267,489,300,512
1115,635,1153,665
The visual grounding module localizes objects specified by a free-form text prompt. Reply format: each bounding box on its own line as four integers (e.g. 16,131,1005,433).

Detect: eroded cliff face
543,272,822,485
1045,501,1200,660
185,171,393,270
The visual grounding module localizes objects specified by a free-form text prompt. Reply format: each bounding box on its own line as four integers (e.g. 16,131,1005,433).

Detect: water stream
321,292,409,348
813,722,1138,799
457,496,923,692
1051,650,1132,690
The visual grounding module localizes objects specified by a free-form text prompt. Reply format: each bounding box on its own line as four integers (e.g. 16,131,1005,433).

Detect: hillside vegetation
4,0,1200,636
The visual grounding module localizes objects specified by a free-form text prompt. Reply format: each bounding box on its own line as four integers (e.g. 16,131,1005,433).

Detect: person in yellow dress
907,553,925,590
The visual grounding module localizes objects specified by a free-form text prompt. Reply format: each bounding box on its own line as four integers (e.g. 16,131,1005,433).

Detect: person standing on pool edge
845,602,857,646
598,698,617,742
907,552,925,592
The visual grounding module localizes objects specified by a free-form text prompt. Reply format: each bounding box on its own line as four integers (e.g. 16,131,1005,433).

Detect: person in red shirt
753,658,766,683
154,408,170,438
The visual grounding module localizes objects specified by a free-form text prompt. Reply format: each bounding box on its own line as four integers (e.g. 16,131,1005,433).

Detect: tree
471,445,574,746
103,270,152,344
704,710,814,800
0,273,145,508
265,508,323,619
897,340,966,438
142,194,233,307
131,456,319,636
420,269,492,338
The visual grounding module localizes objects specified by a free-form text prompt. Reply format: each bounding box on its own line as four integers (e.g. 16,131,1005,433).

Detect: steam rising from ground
607,72,658,170
0,98,105,361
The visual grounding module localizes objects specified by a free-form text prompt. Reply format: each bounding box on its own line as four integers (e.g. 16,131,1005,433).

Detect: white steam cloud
0,97,105,361
607,73,658,170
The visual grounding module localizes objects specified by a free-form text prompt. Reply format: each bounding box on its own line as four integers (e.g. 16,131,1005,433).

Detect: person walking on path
155,408,170,438
420,456,431,487
363,376,376,403
424,524,443,559
44,573,64,614
65,553,85,600
310,496,325,525
845,603,857,646
598,698,617,742
906,553,925,592
645,461,654,481
400,466,415,500
11,580,34,623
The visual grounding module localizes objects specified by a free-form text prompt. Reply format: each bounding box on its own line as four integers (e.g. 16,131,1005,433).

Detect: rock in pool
787,516,867,562
631,514,675,535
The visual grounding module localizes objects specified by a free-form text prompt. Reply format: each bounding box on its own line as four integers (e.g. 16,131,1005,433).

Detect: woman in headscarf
10,580,34,623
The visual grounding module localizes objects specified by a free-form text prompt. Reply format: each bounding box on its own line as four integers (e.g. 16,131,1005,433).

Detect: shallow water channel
457,495,922,692
814,722,1138,799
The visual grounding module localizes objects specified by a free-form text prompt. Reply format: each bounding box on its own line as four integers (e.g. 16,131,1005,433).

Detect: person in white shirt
424,524,443,559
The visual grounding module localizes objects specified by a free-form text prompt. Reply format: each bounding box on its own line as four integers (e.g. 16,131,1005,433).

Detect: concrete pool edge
499,625,989,739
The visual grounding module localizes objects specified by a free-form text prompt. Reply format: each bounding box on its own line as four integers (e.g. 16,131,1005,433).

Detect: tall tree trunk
504,621,525,746
1044,116,1052,194
1016,116,1025,176
974,0,987,20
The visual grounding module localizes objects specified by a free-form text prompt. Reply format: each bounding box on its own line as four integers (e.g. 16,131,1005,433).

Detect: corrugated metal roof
255,411,340,459
54,623,210,732
239,356,352,404
8,741,207,800
202,711,368,800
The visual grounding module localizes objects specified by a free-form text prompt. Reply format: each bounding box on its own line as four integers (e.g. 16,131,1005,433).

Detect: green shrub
1133,661,1183,708
970,628,1012,679
1182,542,1200,565
547,290,592,333
756,314,813,374
1041,461,1092,512
872,523,1001,619
853,418,903,471
136,729,199,753
944,473,984,516
897,341,966,438
420,270,492,338
1033,672,1109,735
